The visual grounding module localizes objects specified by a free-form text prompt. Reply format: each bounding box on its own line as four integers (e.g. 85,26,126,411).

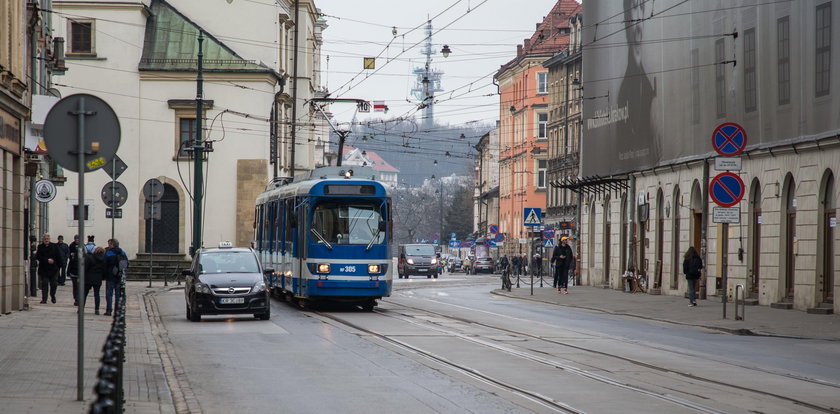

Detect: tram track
378,297,840,413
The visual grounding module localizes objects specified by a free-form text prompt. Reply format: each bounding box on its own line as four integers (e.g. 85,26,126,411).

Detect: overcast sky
316,0,564,127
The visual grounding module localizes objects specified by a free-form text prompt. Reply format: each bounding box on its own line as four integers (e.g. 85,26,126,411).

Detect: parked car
473,257,495,274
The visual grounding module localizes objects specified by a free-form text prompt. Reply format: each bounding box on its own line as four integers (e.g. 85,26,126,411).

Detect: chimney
517,44,523,56
524,39,531,49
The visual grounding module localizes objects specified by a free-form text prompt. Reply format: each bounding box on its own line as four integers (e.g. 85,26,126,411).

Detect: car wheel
427,274,431,279
185,303,191,321
256,306,270,320
189,305,201,322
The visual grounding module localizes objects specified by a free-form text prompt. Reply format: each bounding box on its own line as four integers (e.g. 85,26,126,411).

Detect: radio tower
411,20,444,128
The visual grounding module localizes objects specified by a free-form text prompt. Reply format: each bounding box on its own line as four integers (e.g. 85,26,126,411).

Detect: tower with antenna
411,20,444,128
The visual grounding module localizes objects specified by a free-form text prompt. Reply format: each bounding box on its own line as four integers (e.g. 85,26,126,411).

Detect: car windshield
404,245,435,256
311,202,385,245
199,251,260,274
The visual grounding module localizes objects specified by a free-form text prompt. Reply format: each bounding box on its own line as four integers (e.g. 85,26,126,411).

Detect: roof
338,146,400,173
139,0,276,75
496,0,582,77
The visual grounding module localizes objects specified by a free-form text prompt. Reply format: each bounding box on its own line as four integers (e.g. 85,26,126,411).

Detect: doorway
749,179,762,296
655,189,664,289
671,186,681,289
819,171,835,304
603,196,611,286
145,183,180,253
781,175,796,299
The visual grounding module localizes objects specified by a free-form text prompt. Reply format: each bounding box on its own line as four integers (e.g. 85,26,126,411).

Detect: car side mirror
263,268,275,275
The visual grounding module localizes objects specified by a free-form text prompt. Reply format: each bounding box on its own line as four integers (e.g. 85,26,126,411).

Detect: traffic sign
102,155,127,180
43,93,121,172
714,157,742,171
494,233,505,243
143,178,163,202
34,180,56,203
712,122,747,156
712,207,740,223
462,240,474,248
542,226,555,239
144,202,161,220
449,240,461,248
357,101,371,113
488,224,499,234
101,181,128,208
483,238,494,247
105,208,123,219
544,238,556,248
523,208,541,226
710,172,745,207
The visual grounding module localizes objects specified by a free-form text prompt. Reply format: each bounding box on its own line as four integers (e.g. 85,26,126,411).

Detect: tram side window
268,201,277,252
284,198,293,252
261,204,270,250
256,205,264,250
275,201,283,254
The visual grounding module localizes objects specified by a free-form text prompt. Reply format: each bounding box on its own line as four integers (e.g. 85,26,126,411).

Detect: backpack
112,249,129,276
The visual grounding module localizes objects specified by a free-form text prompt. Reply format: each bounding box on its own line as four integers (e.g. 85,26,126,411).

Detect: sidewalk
0,281,176,414
493,281,840,341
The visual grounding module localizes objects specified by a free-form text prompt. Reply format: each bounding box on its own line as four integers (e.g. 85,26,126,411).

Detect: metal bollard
734,284,745,321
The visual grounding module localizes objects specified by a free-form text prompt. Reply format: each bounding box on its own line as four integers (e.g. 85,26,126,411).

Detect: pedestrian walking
35,234,62,304
84,235,96,254
56,235,69,286
682,246,703,307
104,238,128,316
67,235,81,306
551,236,574,294
83,246,107,315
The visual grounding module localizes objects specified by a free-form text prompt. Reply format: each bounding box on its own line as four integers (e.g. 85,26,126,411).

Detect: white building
48,0,327,256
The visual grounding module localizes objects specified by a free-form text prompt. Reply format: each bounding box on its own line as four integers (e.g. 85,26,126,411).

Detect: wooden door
751,208,761,294
786,211,796,298
824,210,835,303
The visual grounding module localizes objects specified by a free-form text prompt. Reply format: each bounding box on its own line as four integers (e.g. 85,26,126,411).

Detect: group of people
35,234,128,316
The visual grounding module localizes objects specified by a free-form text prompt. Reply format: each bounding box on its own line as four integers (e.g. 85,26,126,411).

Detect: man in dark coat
35,234,61,304
67,235,81,306
104,238,127,316
551,236,574,294
56,235,69,286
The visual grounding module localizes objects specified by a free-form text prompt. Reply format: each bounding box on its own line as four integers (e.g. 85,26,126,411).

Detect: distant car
473,257,495,273
398,244,438,279
447,258,463,272
183,243,272,322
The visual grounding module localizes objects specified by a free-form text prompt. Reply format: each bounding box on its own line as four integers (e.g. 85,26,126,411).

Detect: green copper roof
139,0,274,74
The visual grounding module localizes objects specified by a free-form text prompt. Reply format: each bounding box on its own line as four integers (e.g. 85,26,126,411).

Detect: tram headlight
317,263,331,274
368,264,381,274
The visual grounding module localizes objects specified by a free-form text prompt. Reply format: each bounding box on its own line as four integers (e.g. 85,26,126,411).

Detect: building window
744,28,757,112
537,160,547,188
537,113,548,139
73,205,89,220
67,200,93,222
68,20,95,55
178,117,196,156
778,16,790,105
815,2,832,97
537,72,548,94
715,38,726,118
691,48,700,124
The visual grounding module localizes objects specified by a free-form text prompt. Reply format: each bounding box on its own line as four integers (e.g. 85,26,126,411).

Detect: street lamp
440,44,452,58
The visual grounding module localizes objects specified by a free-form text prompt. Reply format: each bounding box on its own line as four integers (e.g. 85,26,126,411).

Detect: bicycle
501,265,512,292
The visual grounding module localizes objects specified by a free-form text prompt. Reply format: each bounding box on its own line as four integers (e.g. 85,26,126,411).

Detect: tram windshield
311,202,385,245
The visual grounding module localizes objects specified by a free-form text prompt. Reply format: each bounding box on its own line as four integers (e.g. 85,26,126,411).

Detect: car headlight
431,258,437,264
194,282,211,294
407,258,415,265
252,281,267,293
317,263,331,273
368,264,381,274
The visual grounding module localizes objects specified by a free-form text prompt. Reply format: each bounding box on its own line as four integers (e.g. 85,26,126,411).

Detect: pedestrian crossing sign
523,208,542,226
544,238,556,248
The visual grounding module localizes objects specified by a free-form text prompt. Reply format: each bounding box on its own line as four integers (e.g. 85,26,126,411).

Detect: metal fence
89,275,126,413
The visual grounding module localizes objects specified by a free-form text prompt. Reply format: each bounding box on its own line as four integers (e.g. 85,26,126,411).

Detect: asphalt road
150,276,840,413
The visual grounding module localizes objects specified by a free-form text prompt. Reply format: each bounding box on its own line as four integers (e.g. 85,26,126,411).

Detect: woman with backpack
682,246,703,307
83,246,107,315
104,238,128,316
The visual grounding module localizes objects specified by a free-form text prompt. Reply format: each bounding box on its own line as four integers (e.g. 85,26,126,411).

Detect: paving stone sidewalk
0,282,176,414
494,280,840,341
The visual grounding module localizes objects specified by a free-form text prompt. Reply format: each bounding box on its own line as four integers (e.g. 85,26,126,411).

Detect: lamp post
432,171,443,252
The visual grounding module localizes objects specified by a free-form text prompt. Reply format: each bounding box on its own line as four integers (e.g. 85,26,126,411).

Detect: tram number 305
340,265,357,273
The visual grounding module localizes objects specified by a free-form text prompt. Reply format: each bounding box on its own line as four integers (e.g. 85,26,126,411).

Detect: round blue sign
710,172,745,207
542,226,555,239
489,224,499,234
494,233,505,242
712,122,747,156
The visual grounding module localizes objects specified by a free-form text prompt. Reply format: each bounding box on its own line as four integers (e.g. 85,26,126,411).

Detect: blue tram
254,166,392,310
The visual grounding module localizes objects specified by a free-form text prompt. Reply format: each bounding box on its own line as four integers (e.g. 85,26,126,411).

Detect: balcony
548,152,579,172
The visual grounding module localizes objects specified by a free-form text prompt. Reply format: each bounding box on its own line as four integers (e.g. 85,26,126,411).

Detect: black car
183,243,272,322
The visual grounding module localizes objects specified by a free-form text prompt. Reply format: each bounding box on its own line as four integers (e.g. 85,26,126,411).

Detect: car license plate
220,297,245,304
417,268,427,272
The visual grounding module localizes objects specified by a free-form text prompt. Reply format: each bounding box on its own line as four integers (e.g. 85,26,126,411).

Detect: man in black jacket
67,235,81,306
56,235,69,286
35,234,61,304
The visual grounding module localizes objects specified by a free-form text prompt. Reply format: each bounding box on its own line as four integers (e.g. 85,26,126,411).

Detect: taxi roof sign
218,241,233,248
